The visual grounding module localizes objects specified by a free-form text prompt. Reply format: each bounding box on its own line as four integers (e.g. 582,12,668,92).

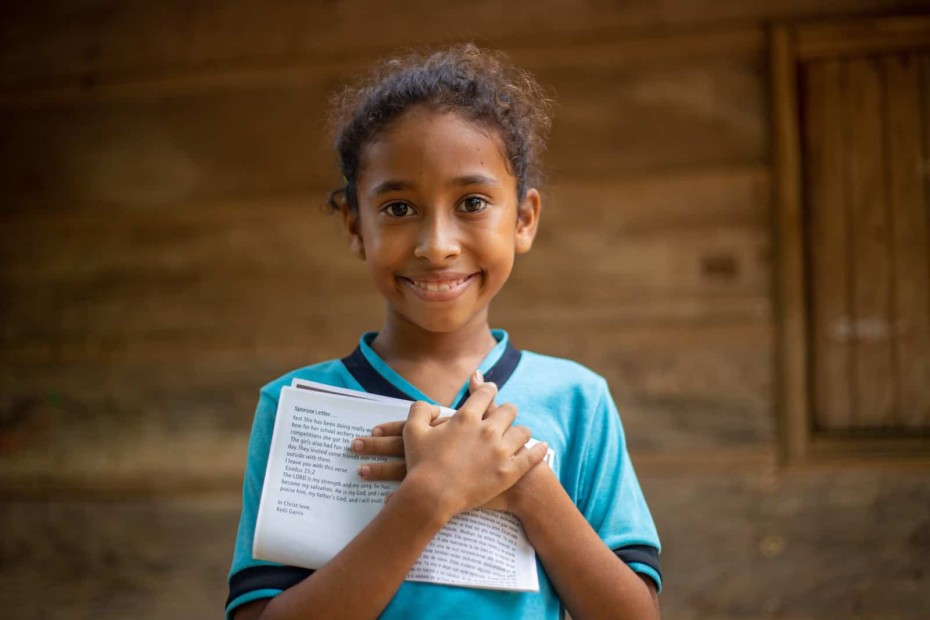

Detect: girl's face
345,106,540,336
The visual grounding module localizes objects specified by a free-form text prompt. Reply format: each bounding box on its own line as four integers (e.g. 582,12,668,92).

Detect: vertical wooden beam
771,26,809,461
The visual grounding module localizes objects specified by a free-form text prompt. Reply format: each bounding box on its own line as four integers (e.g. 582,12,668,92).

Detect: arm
508,464,659,620
235,476,446,620
234,382,547,620
355,375,660,620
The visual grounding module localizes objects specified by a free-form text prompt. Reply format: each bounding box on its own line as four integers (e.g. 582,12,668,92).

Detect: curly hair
327,43,553,213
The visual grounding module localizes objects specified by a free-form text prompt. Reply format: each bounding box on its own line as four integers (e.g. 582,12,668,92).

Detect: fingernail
371,427,383,437
353,439,364,452
358,465,370,477
475,369,483,382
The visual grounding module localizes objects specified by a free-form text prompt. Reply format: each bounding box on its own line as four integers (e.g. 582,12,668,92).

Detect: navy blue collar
341,334,522,409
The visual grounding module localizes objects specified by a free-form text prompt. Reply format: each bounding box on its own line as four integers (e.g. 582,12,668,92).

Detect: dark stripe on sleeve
341,346,414,401
227,565,314,609
613,544,662,587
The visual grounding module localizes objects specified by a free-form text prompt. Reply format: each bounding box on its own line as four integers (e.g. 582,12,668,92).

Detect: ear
339,201,366,261
514,188,541,254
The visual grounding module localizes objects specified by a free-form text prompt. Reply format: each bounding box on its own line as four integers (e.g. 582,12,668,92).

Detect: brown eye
383,202,414,217
458,196,488,213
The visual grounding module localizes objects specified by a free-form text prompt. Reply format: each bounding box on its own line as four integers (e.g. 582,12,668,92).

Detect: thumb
516,441,549,474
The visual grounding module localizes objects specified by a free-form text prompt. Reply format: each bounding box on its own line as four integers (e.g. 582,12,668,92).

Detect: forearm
512,466,659,620
256,482,445,620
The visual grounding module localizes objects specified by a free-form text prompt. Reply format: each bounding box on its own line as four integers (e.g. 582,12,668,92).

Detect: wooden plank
0,223,769,339
844,57,896,428
544,165,770,233
885,53,930,429
796,14,930,61
804,59,853,431
0,59,765,204
924,54,930,428
770,26,810,460
0,83,336,205
889,52,930,429
0,2,915,96
542,56,766,175
0,27,766,109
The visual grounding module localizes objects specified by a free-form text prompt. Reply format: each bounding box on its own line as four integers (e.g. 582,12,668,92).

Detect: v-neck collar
340,329,522,409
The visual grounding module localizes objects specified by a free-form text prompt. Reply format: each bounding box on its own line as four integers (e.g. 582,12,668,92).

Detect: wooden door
802,52,930,435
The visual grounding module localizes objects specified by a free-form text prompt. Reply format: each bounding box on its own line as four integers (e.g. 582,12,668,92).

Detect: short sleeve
575,380,662,590
225,390,314,618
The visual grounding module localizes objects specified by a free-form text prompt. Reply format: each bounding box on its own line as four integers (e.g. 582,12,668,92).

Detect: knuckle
410,401,431,415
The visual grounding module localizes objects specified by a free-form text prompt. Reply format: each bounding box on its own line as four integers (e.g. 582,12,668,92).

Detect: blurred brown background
2,2,930,619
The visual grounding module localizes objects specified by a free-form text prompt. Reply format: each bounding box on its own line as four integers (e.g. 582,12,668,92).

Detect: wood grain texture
1,1,920,90
770,25,810,460
796,13,930,60
885,53,930,428
804,59,853,431
845,57,896,428
0,56,767,204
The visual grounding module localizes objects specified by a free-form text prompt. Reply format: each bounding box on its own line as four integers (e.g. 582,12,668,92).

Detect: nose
414,211,461,263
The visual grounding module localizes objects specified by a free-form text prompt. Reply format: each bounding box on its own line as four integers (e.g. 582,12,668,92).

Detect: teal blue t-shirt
227,330,661,619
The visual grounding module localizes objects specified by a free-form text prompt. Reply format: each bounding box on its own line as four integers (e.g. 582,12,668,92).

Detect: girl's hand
400,381,546,521
352,372,546,514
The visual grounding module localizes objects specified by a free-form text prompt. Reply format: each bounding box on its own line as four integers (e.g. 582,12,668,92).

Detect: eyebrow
369,174,501,196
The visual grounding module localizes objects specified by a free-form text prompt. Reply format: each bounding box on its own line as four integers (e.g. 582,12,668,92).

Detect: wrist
508,462,554,520
394,471,457,529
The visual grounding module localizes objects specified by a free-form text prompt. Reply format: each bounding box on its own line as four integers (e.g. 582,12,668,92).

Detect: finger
352,435,404,457
484,402,518,432
468,369,485,394
456,382,498,421
500,424,532,454
357,460,407,481
407,400,440,429
510,441,549,476
469,370,500,420
371,420,406,437
377,414,449,438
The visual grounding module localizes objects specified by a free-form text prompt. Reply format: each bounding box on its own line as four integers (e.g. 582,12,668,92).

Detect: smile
400,273,478,300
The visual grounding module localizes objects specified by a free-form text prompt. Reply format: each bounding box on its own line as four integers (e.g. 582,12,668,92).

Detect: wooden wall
4,3,930,619
0,0,832,487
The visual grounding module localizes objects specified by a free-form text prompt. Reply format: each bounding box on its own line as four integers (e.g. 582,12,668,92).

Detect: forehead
358,107,514,187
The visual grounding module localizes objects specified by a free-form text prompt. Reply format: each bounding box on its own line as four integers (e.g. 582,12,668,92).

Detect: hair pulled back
327,43,553,212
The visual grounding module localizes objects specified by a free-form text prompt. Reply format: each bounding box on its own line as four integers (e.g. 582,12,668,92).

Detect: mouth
399,272,479,300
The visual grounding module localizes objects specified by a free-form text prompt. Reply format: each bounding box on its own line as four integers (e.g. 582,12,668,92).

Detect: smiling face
344,106,540,337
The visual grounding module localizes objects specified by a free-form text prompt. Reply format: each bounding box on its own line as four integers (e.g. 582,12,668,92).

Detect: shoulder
257,358,356,402
505,349,616,437
513,349,610,396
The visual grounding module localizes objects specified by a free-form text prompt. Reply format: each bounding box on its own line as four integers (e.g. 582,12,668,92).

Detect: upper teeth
412,278,468,292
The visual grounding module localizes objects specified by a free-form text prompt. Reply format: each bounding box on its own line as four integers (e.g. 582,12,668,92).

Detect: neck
371,309,498,365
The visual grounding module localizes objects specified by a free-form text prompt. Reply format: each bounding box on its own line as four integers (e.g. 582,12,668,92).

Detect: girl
227,44,661,620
